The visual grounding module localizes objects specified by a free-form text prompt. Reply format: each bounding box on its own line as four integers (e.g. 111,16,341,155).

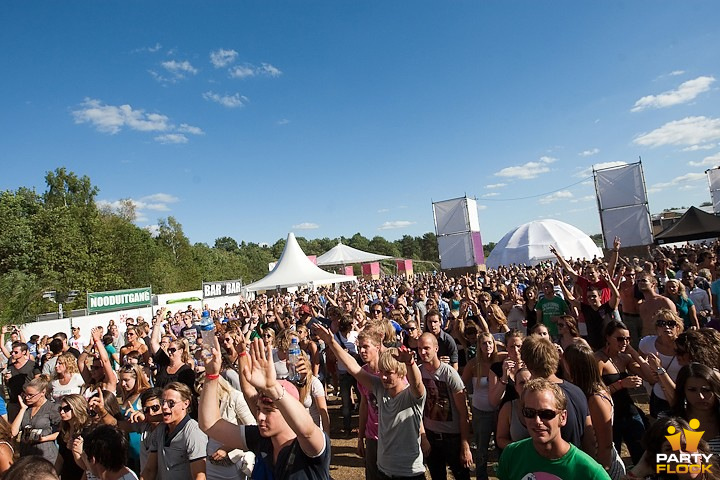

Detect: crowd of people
0,239,719,479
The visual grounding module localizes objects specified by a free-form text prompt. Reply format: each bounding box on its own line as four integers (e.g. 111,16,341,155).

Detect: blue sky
2,1,720,247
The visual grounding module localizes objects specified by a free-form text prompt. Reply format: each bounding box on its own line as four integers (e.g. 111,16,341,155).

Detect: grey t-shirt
421,362,465,434
148,416,207,480
371,376,426,477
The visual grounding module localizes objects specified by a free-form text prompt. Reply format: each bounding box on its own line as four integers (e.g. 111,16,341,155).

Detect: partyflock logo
656,419,714,474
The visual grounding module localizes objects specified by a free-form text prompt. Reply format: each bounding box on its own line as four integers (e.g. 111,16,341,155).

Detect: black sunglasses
656,320,677,328
143,404,161,414
615,336,631,342
58,405,72,414
522,407,560,421
160,399,180,408
372,310,383,314
167,348,178,355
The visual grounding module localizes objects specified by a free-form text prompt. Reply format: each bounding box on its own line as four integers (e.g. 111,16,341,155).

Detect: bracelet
270,385,286,402
656,367,667,376
500,378,509,385
239,351,248,357
206,374,220,380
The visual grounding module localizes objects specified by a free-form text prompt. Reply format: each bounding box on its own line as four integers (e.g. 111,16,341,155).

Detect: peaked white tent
243,233,357,292
316,242,392,266
486,219,603,269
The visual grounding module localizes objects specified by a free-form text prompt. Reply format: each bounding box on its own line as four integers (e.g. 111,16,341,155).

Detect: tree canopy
0,168,444,322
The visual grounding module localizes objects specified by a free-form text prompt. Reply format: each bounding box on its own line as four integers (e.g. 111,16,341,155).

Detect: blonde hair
55,352,80,379
665,279,688,300
59,394,89,444
378,348,406,378
118,363,151,400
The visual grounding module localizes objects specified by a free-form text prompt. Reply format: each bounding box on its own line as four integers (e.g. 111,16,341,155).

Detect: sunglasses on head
58,405,72,414
160,399,180,409
656,320,677,328
522,407,560,421
143,404,161,414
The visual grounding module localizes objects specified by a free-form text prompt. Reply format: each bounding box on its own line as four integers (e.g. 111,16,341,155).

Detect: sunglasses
143,404,161,414
167,348,178,355
406,327,417,332
522,407,560,421
160,399,181,409
222,338,233,343
615,336,631,342
656,320,677,328
372,310,383,314
58,405,72,414
263,334,274,338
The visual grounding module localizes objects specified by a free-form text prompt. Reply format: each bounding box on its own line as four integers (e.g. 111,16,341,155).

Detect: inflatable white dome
485,219,603,269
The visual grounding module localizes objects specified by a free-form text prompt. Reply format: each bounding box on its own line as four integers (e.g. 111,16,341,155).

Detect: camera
21,425,42,443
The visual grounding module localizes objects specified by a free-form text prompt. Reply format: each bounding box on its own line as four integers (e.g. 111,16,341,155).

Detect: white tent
243,233,357,292
316,242,392,266
486,219,603,269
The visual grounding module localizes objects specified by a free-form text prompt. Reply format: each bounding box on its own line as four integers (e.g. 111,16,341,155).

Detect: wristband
206,374,220,380
239,351,248,357
271,385,286,402
656,367,667,376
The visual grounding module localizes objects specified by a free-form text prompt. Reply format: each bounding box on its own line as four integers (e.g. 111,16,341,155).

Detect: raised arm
0,329,10,359
312,324,376,390
150,308,165,354
394,347,425,399
602,273,620,310
607,237,621,279
199,338,249,452
550,245,579,281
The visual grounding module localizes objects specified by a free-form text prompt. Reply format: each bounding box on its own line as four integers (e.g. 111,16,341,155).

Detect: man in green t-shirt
536,280,568,340
496,378,610,480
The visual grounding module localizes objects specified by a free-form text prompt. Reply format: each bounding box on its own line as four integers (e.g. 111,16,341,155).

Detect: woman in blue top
664,279,699,329
118,363,151,474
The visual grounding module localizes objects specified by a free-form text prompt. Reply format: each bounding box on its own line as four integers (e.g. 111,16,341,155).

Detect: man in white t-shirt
69,326,88,352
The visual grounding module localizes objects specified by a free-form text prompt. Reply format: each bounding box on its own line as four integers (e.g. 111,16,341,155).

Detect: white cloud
98,194,180,222
683,144,717,151
72,98,170,134
688,152,720,167
634,116,720,147
145,225,160,237
669,70,685,76
229,65,255,79
647,172,706,193
292,222,319,230
570,195,596,203
481,192,499,198
210,48,238,68
539,191,573,204
632,76,715,112
377,208,390,213
154,133,188,144
177,123,204,135
378,221,416,230
485,183,507,189
579,148,600,157
494,156,556,180
575,161,628,178
276,119,290,126
229,63,282,79
202,91,247,108
260,63,282,77
161,60,198,77
73,98,202,144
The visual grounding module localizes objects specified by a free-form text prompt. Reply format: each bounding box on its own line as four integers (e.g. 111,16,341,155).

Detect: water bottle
287,337,302,382
199,311,215,359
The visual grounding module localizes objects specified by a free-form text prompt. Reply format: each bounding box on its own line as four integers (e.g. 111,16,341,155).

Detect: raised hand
244,339,277,393
393,345,416,365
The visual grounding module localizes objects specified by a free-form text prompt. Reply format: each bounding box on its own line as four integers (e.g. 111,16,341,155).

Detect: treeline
0,168,443,322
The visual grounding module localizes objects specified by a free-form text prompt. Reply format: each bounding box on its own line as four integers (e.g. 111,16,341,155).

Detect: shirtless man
637,273,676,337
618,266,642,348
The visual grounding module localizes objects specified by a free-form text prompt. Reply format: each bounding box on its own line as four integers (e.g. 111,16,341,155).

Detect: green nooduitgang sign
87,287,152,313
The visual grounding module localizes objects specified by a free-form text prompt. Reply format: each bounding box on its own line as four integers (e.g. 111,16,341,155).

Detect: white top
639,335,681,400
51,373,86,402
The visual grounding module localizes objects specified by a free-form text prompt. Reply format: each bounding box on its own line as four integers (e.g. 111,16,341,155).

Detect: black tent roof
654,206,720,244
